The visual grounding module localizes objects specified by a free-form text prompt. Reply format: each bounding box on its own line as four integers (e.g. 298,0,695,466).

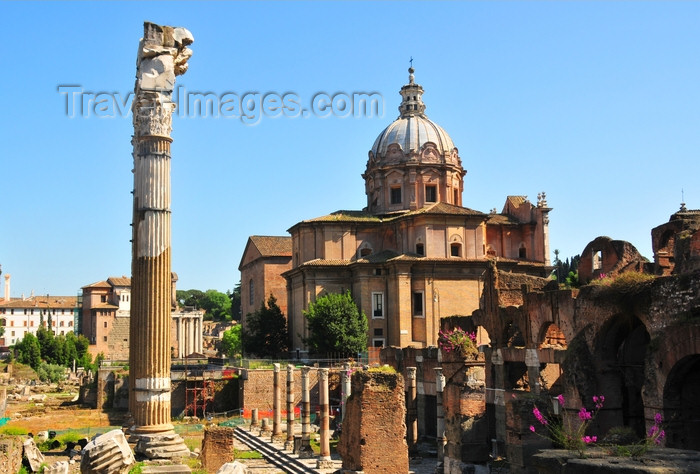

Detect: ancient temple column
435,367,445,472
317,368,332,468
129,21,193,459
301,367,311,443
341,363,351,420
406,367,418,453
285,364,295,450
272,363,283,439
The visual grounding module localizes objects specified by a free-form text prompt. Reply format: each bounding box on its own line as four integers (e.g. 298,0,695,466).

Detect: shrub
438,327,478,359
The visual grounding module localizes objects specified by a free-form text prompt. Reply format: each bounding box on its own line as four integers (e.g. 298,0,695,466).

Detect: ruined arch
538,322,568,350
664,354,700,451
595,314,650,437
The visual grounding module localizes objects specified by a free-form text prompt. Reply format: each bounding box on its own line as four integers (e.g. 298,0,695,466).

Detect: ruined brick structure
577,236,650,284
338,370,409,473
472,229,700,469
200,426,235,472
652,206,700,276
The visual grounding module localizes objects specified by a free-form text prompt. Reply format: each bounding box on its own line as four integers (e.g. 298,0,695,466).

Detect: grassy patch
0,426,28,436
234,449,263,459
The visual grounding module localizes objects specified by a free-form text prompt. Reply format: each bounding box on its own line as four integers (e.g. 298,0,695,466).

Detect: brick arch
538,322,567,349
594,313,650,437
663,354,700,450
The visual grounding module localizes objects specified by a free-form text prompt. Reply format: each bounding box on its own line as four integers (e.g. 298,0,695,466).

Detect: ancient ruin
128,21,193,458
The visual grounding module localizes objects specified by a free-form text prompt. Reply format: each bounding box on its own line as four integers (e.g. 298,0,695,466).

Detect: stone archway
595,314,649,437
664,354,700,451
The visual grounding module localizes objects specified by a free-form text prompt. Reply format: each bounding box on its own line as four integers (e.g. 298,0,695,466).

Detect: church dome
368,67,458,164
363,68,465,215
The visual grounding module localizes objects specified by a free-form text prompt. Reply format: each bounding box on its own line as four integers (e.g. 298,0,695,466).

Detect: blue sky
2,2,698,297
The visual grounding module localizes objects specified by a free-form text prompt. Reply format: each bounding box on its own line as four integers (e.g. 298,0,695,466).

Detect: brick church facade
241,69,553,353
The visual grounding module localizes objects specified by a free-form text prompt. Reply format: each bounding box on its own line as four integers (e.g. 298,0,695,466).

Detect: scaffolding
184,377,215,417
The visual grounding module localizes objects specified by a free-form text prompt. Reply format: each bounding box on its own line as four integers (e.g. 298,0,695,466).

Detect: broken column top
136,21,193,93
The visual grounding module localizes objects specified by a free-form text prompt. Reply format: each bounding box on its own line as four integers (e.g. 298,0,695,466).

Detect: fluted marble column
129,21,193,459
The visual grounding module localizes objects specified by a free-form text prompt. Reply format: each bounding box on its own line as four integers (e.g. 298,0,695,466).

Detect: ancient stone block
216,461,251,474
23,437,45,472
200,426,235,473
80,429,134,473
337,370,408,473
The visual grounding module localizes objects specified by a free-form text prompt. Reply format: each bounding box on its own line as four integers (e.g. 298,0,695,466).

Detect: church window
412,292,424,317
372,293,384,318
249,279,254,306
416,243,425,256
519,243,527,259
450,243,462,257
426,185,437,202
390,187,402,205
453,189,459,204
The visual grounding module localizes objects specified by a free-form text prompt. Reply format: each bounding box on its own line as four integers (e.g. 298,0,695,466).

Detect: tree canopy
220,324,242,358
176,288,232,321
14,329,93,373
303,291,368,356
242,294,288,358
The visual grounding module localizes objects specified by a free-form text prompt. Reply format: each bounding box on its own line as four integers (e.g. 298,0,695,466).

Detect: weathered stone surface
136,432,190,460
23,437,45,472
531,448,700,474
215,461,251,474
80,429,134,473
338,370,409,474
0,436,23,474
200,426,235,472
44,460,69,474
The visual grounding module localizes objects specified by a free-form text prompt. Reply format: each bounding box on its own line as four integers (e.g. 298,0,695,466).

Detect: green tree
15,333,41,369
220,324,242,358
229,281,242,321
200,289,232,321
303,291,368,356
242,294,288,357
176,289,205,308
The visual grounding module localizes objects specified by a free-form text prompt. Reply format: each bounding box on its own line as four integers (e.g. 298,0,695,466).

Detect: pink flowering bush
438,327,478,359
530,394,605,458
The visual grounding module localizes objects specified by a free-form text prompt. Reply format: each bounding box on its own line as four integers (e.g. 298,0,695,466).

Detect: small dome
369,67,457,162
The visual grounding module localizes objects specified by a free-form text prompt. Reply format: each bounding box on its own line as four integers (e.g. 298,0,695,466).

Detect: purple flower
578,407,592,421
649,425,658,437
533,406,548,425
556,394,565,406
654,413,663,425
530,425,535,433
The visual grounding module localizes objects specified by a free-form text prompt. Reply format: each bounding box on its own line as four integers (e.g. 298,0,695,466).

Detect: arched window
519,243,527,259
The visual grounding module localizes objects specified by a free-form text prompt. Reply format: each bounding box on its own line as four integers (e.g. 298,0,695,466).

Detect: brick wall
200,426,235,472
338,371,408,473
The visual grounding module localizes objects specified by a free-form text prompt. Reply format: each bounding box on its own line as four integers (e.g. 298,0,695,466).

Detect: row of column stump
208,363,449,474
